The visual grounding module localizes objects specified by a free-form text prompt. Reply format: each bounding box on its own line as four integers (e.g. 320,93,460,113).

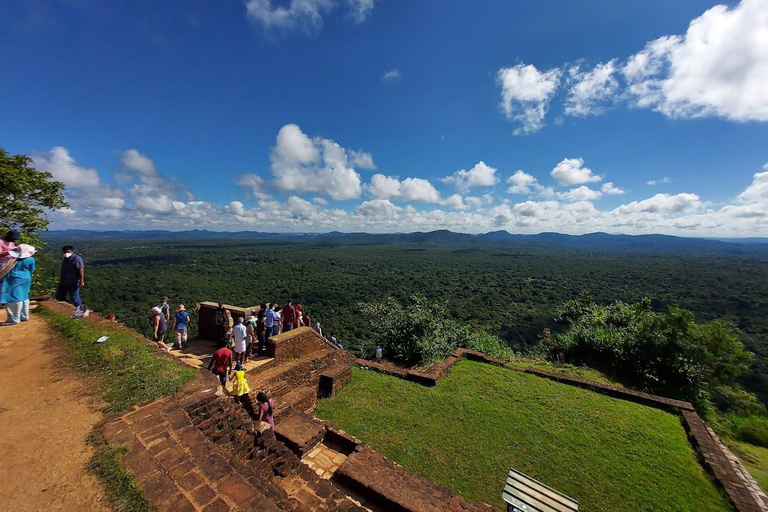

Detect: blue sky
1,0,767,235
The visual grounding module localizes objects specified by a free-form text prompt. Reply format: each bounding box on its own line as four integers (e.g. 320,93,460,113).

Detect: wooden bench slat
508,469,578,506
504,482,569,512
503,469,578,512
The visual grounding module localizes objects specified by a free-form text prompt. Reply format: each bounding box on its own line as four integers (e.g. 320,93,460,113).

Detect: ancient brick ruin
41,300,768,512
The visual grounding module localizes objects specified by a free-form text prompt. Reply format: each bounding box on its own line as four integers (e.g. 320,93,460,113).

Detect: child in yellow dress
229,362,251,401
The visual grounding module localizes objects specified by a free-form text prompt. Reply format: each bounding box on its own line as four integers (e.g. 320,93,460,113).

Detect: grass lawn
315,360,732,512
729,441,768,492
38,306,197,413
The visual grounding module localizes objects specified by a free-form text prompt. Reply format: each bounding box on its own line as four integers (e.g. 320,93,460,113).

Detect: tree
544,296,753,409
0,147,68,246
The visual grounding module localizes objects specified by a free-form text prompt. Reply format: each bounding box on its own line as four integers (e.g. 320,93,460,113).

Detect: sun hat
152,306,162,313
177,304,186,311
9,244,36,259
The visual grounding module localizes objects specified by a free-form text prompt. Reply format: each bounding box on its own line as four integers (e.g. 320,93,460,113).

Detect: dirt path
0,310,109,511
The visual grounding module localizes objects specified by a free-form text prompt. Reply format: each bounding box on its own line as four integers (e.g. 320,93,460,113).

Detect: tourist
232,316,247,365
256,391,275,428
273,305,282,335
159,296,171,322
303,311,312,329
245,311,256,362
283,299,296,332
257,310,267,355
55,245,85,308
264,302,276,337
172,304,190,350
152,306,171,352
208,340,233,388
229,362,251,402
215,301,226,343
1,244,36,326
0,228,20,257
296,304,303,329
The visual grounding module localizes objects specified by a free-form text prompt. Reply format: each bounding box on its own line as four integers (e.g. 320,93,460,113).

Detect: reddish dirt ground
0,310,109,511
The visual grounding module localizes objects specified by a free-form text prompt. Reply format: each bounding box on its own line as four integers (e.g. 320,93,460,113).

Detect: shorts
153,332,166,343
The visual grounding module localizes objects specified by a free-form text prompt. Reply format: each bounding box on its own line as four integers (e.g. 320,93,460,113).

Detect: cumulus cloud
513,0,768,131
614,193,701,215
245,0,373,34
443,161,499,192
601,182,626,195
269,124,364,200
565,60,621,117
558,186,602,202
506,170,542,195
737,163,768,203
355,198,400,218
349,149,376,169
550,158,602,186
368,174,441,203
234,173,271,199
382,69,400,82
442,194,468,210
31,146,101,187
497,64,562,134
623,0,768,121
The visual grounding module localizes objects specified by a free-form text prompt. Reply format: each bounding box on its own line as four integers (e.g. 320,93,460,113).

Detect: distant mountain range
43,229,768,255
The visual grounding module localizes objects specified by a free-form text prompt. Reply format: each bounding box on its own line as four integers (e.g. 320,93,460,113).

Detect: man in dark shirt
215,301,226,343
55,245,84,307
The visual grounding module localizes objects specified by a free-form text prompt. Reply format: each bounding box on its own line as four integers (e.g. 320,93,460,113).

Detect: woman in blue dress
1,244,36,326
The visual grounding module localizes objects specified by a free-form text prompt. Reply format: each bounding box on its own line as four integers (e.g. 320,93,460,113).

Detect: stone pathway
302,443,348,479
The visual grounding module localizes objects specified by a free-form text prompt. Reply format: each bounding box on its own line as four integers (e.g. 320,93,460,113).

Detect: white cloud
737,164,768,203
558,186,602,202
442,194,468,210
601,182,626,195
565,60,621,117
382,69,400,82
226,201,247,216
465,196,484,209
269,123,363,200
506,170,542,195
312,197,329,205
349,149,376,169
134,194,174,213
497,64,562,135
368,174,441,203
234,173,271,199
121,149,157,176
286,195,317,217
355,199,400,218
550,158,602,186
622,0,768,122
31,146,101,187
444,161,499,192
245,0,373,34
614,193,701,215
647,177,671,186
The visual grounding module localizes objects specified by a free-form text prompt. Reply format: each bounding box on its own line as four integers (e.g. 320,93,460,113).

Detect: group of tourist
1,228,87,325
150,299,190,353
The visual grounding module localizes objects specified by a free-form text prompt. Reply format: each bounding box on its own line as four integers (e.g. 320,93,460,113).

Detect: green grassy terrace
315,360,732,512
38,306,197,413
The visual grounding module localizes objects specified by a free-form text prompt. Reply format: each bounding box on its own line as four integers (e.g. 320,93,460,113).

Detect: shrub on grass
545,294,753,409
38,307,197,413
359,295,512,365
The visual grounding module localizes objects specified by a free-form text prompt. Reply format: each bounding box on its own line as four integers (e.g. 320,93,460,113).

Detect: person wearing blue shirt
1,244,36,326
172,304,191,349
55,245,84,307
264,302,277,336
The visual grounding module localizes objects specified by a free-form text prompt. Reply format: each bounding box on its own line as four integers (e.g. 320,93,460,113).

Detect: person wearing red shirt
207,341,233,387
283,299,296,332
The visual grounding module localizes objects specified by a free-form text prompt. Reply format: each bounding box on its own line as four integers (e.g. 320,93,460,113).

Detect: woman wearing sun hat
1,244,36,326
